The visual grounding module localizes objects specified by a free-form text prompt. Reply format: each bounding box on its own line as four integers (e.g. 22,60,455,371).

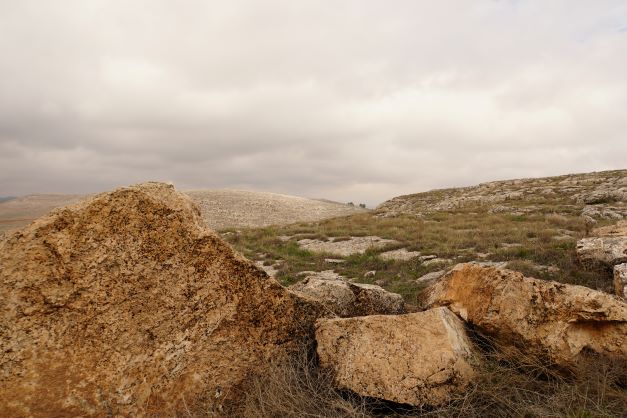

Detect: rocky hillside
376,169,627,221
0,189,363,235
1,181,625,417
186,189,364,230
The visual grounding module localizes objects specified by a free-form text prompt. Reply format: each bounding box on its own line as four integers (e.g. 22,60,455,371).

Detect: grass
216,335,627,418
223,205,617,303
214,173,627,417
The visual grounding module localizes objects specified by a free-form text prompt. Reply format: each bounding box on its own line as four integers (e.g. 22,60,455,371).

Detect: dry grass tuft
228,348,369,418
216,335,627,418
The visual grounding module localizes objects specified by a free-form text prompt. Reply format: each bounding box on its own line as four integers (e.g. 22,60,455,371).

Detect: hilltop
186,189,363,230
376,169,627,220
0,189,363,235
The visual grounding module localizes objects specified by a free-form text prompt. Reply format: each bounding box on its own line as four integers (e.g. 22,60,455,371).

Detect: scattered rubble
378,248,421,261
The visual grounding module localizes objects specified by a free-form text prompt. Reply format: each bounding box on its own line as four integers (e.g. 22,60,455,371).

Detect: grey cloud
0,0,626,206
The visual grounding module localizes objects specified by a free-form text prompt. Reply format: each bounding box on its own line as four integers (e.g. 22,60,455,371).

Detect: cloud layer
1,0,626,205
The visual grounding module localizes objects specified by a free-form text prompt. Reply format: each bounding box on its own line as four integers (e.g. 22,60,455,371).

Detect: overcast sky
1,1,626,206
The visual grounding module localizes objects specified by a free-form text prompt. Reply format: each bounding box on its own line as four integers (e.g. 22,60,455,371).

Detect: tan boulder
615,263,627,299
576,236,627,266
419,263,627,366
290,275,404,317
315,307,476,406
577,221,627,267
0,182,325,417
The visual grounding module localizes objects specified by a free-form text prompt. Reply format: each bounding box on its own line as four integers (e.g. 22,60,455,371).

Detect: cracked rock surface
0,182,326,417
419,263,627,366
315,307,475,406
576,221,627,267
290,274,405,317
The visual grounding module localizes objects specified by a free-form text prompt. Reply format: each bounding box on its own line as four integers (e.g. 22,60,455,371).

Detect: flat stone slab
416,270,446,284
379,248,421,261
297,236,399,257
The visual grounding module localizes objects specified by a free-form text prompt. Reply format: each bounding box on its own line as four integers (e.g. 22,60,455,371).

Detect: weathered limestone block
315,307,475,406
419,263,627,366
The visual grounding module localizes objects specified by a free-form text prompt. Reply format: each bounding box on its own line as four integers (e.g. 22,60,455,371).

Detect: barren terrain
0,189,363,235
2,171,626,417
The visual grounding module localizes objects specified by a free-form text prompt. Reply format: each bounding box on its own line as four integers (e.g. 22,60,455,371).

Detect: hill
0,189,363,235
376,169,627,220
222,169,627,303
186,189,364,230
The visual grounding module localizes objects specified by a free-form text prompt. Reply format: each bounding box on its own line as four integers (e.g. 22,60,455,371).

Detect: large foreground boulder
0,182,325,417
315,307,475,406
419,263,627,366
290,274,405,317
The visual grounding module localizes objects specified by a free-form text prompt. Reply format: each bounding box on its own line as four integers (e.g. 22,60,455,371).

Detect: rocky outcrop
576,221,627,267
419,264,627,366
290,274,404,317
376,170,626,219
615,263,627,299
0,182,326,417
315,307,475,406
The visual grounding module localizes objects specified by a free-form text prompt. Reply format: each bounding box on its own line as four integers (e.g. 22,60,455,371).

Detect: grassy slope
218,171,627,417
224,202,614,304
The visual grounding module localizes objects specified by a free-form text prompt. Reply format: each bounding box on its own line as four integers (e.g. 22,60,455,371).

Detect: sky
1,1,626,206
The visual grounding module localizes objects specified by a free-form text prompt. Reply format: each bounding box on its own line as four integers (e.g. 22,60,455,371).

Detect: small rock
419,255,438,262
416,270,446,284
364,270,376,278
469,261,508,269
378,248,421,261
500,243,522,248
254,261,278,278
614,263,627,299
290,277,404,317
423,258,452,266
